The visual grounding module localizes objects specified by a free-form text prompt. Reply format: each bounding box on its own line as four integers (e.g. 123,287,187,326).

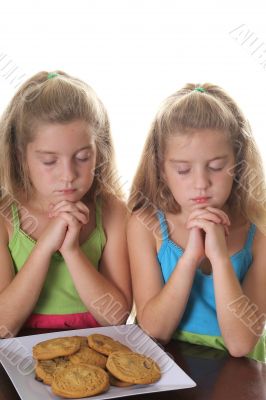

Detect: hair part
128,83,266,234
0,70,123,205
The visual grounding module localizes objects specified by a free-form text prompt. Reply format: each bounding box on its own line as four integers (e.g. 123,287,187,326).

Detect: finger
187,219,206,230
188,209,223,225
205,207,231,226
188,208,230,227
224,224,230,236
51,201,90,220
52,201,78,213
187,219,227,238
74,202,90,219
50,200,72,210
187,212,222,226
188,208,211,221
74,201,90,212
187,219,216,233
53,210,88,224
57,212,82,227
50,204,89,222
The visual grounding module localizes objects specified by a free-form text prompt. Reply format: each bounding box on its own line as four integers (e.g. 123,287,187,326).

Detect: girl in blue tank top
127,83,266,362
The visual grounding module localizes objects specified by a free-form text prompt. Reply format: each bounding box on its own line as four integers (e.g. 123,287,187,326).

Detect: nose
60,160,77,183
193,168,211,190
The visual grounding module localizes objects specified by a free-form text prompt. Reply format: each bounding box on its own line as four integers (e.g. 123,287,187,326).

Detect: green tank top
8,201,106,315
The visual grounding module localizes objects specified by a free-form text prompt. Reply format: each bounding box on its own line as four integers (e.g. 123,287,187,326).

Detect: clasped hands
184,206,230,266
38,200,89,256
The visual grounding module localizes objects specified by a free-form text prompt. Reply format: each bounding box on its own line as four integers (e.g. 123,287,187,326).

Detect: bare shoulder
0,212,15,292
252,227,266,259
101,195,128,228
242,226,266,302
127,208,160,250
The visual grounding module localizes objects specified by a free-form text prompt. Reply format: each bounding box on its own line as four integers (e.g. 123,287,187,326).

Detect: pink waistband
25,311,101,330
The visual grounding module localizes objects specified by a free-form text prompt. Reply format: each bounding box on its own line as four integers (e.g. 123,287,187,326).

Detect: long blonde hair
0,70,123,205
128,83,266,234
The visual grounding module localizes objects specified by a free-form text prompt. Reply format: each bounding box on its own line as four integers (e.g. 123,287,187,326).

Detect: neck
26,195,52,214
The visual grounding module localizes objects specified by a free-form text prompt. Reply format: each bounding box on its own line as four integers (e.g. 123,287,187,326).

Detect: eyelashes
42,157,91,166
177,166,224,175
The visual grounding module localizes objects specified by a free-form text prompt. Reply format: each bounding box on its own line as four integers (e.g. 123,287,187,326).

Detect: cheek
167,176,189,200
165,170,186,192
215,173,234,195
33,164,58,183
219,172,234,186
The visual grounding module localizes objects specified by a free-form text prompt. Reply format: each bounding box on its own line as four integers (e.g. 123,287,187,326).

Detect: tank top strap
244,223,256,250
95,199,105,244
95,199,102,227
156,211,169,241
11,203,20,231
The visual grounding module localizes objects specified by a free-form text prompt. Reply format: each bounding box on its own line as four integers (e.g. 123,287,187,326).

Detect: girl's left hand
186,207,230,263
48,201,90,254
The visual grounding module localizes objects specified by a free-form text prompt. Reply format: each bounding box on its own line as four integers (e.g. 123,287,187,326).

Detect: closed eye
43,160,56,165
208,166,223,171
76,157,90,162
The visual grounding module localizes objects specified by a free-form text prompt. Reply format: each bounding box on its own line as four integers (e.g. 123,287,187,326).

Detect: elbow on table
227,342,254,358
138,321,172,345
0,323,17,339
153,330,173,346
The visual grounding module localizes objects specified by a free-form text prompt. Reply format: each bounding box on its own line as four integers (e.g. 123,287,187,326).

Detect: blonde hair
128,83,266,234
0,70,123,205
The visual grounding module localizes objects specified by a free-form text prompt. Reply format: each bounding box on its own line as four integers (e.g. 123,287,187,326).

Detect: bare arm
60,197,132,326
212,229,266,357
127,212,200,343
186,208,266,357
0,211,72,337
0,223,53,337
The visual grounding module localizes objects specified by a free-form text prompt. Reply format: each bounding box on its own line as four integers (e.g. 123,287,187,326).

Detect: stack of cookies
33,333,161,398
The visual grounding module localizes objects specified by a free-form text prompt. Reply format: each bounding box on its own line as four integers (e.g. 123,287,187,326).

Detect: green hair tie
47,72,59,79
194,87,205,93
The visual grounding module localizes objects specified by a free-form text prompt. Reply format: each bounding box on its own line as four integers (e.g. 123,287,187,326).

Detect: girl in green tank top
0,70,132,335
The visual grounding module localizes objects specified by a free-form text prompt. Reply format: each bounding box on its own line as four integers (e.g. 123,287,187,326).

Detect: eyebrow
35,145,93,155
169,156,229,163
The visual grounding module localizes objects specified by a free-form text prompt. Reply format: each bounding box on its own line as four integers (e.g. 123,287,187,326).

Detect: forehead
30,120,94,150
164,129,234,160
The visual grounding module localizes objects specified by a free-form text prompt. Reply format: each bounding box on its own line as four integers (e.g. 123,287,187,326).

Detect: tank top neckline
157,210,256,278
10,200,103,258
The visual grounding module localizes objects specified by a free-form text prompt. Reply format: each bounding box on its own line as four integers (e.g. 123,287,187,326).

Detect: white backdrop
0,0,265,194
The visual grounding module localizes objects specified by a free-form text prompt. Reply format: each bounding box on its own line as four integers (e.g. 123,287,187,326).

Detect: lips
192,197,210,204
58,189,77,194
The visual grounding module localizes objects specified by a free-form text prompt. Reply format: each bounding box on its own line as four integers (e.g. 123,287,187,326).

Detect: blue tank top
156,211,256,336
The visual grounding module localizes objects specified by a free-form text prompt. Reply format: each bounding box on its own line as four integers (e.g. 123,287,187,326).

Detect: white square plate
0,324,196,399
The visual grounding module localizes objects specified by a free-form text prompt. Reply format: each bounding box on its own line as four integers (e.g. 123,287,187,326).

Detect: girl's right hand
36,216,68,255
183,227,205,266
186,207,231,264
183,207,230,266
48,201,89,255
187,207,230,236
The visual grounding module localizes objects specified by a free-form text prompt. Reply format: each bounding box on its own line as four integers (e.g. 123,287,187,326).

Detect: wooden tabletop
0,329,265,400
